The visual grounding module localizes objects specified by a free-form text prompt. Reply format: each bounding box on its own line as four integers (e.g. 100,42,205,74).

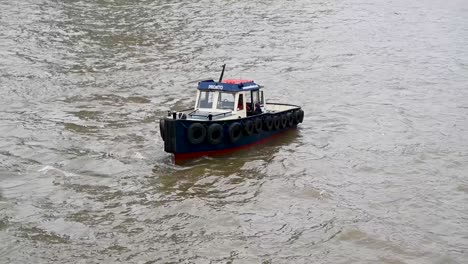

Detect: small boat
159,65,304,163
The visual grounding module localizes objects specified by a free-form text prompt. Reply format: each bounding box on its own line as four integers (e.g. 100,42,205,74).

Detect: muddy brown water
1,0,468,263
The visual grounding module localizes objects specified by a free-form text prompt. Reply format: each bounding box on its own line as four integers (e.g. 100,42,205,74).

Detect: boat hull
160,108,304,163
173,126,297,162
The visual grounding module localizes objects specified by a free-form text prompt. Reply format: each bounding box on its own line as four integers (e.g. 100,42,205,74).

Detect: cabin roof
197,79,260,92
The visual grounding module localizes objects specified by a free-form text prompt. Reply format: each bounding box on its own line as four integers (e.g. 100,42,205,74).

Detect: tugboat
159,65,304,163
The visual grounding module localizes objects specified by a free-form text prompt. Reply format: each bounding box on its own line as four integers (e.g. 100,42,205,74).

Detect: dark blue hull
160,108,304,162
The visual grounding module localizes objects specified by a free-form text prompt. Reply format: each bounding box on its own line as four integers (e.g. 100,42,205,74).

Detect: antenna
218,64,226,83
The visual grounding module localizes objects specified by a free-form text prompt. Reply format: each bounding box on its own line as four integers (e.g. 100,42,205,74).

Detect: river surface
1,0,468,263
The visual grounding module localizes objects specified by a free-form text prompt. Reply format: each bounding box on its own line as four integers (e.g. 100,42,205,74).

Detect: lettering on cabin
208,85,223,90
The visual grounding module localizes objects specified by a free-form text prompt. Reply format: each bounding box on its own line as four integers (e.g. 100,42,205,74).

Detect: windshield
197,91,215,109
217,92,235,110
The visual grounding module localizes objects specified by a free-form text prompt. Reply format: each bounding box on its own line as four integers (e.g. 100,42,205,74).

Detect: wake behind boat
159,65,304,163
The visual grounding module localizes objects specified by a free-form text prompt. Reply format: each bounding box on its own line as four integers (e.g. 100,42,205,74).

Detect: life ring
254,117,262,133
273,115,281,130
159,119,165,141
286,112,294,127
280,114,288,128
187,123,206,144
207,123,223,145
244,120,254,135
264,115,273,131
298,110,304,123
228,122,242,143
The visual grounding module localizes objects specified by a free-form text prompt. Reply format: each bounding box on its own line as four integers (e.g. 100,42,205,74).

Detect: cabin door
236,93,247,117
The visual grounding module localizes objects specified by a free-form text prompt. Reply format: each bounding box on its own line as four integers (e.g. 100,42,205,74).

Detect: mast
218,64,226,83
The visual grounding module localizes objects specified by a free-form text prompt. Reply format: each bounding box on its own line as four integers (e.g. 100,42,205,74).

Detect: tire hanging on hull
244,120,254,135
159,119,166,141
286,112,294,127
207,123,223,145
228,122,242,143
187,123,206,144
294,110,301,124
264,115,273,131
298,110,304,123
280,114,288,128
254,117,262,133
273,115,281,130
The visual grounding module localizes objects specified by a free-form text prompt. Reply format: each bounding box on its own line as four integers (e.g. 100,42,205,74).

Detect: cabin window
217,92,235,110
197,91,215,109
245,90,262,116
252,90,260,105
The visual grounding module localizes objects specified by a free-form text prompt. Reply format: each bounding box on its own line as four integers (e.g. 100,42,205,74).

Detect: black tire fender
254,117,262,133
207,123,223,145
228,122,242,143
286,112,294,127
298,110,304,123
294,110,301,124
159,119,165,141
244,120,254,135
273,115,281,130
264,115,273,131
187,123,206,144
280,114,287,128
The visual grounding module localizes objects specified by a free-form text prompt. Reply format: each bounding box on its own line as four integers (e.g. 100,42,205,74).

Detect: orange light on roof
223,79,254,84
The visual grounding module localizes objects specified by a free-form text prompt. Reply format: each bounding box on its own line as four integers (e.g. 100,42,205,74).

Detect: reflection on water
1,0,468,263
154,129,300,198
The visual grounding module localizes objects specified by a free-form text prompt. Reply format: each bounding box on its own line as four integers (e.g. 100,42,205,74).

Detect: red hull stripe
174,128,295,163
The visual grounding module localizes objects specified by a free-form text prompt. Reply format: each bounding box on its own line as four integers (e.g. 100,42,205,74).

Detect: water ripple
1,0,468,263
